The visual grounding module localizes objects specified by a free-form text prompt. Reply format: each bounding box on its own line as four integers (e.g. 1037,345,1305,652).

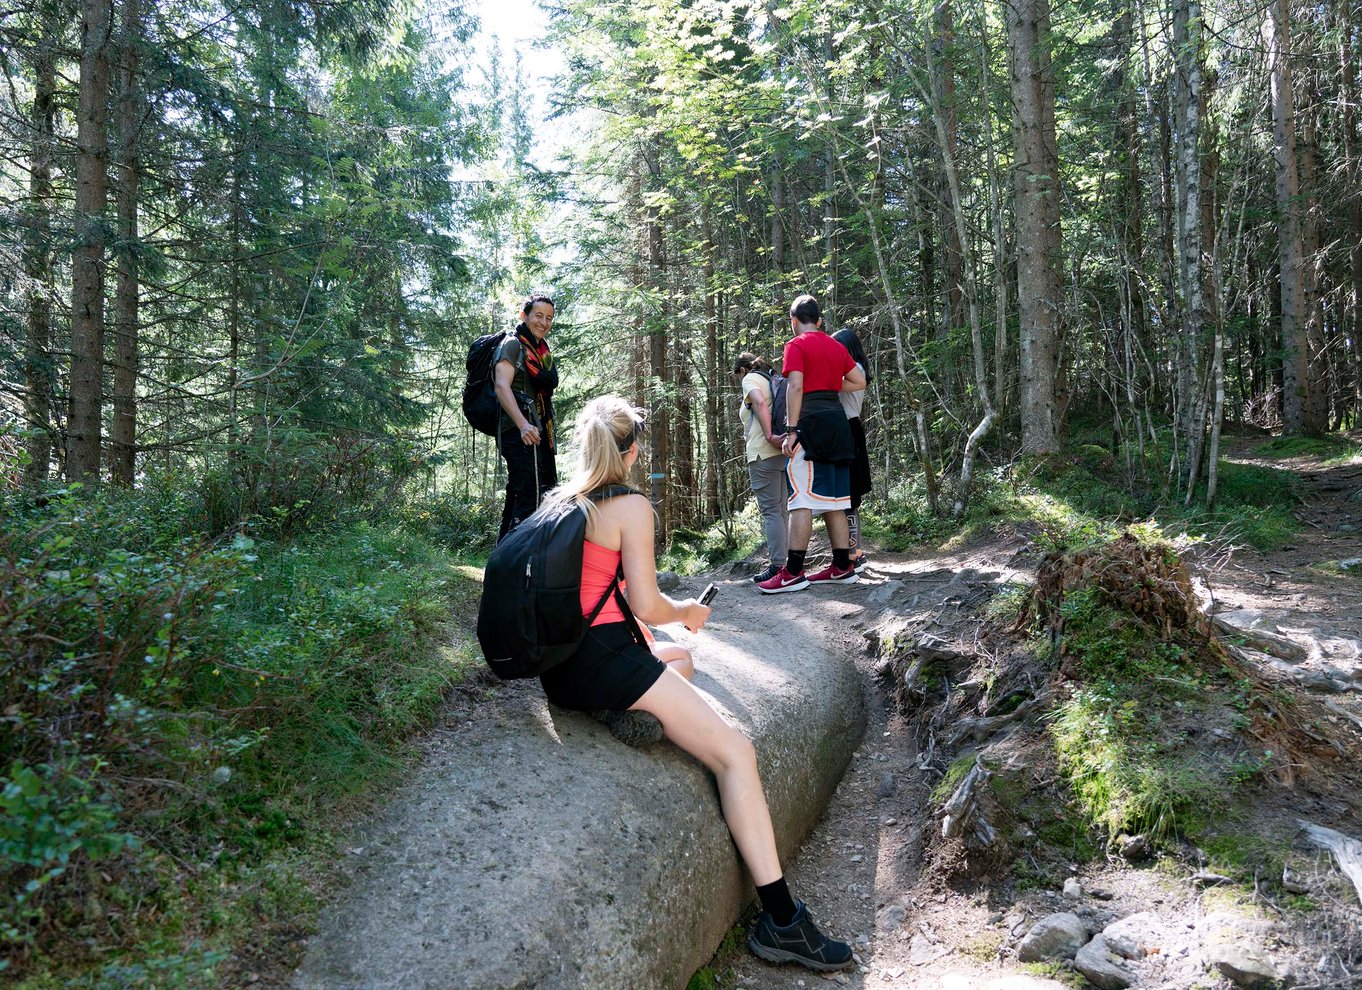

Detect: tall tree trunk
23,19,58,485
1006,0,1062,452
924,16,995,516
228,146,242,460
645,143,671,538
770,167,785,276
110,0,142,485
823,31,838,320
980,0,1010,418
672,256,694,528
934,0,964,397
1110,1,1146,465
1262,0,1311,434
1173,0,1205,488
1136,0,1176,418
703,209,721,518
67,0,114,480
1296,58,1330,433
1341,2,1362,422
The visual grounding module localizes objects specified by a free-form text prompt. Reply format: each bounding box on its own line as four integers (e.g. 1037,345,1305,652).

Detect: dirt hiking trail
715,444,1362,990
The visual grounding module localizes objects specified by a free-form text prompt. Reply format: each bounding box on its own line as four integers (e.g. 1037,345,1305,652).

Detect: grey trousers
747,453,789,568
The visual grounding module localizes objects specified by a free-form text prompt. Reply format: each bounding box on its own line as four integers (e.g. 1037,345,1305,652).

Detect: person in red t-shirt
758,295,866,594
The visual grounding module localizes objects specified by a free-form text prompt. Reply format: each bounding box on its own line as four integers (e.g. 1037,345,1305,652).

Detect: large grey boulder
1016,912,1088,962
293,590,867,989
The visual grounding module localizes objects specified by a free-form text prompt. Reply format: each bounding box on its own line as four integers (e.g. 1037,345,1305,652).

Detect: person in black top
494,295,559,541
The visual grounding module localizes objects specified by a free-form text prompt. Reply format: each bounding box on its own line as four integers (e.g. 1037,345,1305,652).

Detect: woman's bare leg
630,668,781,884
649,641,694,680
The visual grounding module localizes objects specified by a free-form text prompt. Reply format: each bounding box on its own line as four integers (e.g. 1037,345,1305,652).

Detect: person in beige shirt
733,352,788,584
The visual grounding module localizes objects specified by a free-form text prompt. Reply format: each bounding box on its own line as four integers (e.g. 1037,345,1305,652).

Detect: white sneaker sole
809,572,860,585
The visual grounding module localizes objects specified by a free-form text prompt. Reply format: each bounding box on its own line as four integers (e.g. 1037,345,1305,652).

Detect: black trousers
498,433,558,541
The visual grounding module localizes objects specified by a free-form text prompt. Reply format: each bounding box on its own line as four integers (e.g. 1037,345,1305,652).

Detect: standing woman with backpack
494,295,559,541
832,328,872,569
535,395,854,974
732,352,788,584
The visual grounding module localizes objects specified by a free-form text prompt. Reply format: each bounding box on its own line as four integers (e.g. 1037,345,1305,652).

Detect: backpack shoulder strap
589,484,641,501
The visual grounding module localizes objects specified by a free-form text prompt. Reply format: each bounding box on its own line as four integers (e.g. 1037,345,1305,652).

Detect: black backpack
477,485,644,680
462,331,508,436
752,368,790,434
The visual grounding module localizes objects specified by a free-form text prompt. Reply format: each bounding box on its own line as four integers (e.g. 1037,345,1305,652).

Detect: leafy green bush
0,479,479,977
398,489,499,557
0,759,136,963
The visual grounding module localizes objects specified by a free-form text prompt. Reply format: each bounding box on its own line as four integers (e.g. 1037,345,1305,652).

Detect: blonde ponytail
543,396,644,521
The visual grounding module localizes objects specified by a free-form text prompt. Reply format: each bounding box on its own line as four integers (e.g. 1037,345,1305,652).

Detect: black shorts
539,621,666,712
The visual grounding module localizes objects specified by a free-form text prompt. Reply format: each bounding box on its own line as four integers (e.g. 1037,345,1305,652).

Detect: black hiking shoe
590,709,665,747
748,901,853,972
750,564,781,584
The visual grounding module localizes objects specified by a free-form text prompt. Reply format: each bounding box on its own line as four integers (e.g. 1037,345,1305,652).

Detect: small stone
1062,877,1083,900
1017,912,1088,962
1281,865,1309,894
876,903,907,933
908,933,950,966
209,765,232,785
877,774,895,799
1117,833,1150,860
656,571,682,591
850,854,864,863
1074,935,1135,990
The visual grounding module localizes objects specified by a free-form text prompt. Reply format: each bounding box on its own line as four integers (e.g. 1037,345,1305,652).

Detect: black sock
833,548,851,570
756,877,798,927
786,549,806,575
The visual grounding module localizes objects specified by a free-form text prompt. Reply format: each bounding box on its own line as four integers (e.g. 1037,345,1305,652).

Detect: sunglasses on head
617,420,644,452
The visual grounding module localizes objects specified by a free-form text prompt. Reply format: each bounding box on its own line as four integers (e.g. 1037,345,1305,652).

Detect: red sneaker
806,563,859,585
757,566,810,594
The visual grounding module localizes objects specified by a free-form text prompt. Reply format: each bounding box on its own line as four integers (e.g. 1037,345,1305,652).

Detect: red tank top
581,540,626,625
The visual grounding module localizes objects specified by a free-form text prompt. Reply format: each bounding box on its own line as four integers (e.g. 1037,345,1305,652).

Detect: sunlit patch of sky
467,0,571,171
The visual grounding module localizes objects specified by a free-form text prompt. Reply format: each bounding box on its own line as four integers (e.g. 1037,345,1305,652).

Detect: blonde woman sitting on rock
536,395,853,973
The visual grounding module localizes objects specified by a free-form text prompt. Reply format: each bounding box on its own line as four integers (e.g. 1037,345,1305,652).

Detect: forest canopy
0,0,1359,980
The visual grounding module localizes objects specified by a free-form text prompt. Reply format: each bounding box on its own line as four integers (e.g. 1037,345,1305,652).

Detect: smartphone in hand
698,583,718,606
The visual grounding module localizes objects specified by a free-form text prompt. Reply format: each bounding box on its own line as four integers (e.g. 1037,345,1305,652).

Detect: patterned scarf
517,323,558,450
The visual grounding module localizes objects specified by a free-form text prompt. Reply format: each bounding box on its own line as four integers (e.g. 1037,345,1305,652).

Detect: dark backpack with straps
751,368,790,434
477,485,642,680
462,331,508,436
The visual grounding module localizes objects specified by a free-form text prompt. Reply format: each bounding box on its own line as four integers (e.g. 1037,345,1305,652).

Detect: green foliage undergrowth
1027,531,1269,848
0,480,482,982
1254,433,1362,464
